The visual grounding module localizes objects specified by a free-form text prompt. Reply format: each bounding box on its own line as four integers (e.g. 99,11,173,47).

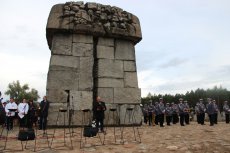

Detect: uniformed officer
148,101,155,126
178,98,185,126
184,100,190,125
206,98,215,126
154,102,159,125
223,101,230,124
198,98,206,125
157,98,165,127
165,103,173,126
172,102,179,124
213,100,219,124
195,102,201,124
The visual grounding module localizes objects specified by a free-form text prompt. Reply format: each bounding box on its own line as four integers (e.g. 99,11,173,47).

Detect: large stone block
98,78,124,88
72,42,93,57
114,88,141,104
70,90,93,110
97,37,114,46
51,34,72,55
73,34,93,44
50,55,79,68
124,61,136,72
79,57,94,91
98,59,124,78
47,89,68,103
47,70,79,90
115,40,135,60
97,45,114,59
48,102,68,125
97,88,114,103
124,72,138,88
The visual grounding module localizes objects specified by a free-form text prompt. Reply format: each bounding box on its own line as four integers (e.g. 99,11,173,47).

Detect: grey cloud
158,58,188,69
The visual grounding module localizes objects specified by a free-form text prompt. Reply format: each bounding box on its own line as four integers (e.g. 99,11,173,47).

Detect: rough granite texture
46,1,142,126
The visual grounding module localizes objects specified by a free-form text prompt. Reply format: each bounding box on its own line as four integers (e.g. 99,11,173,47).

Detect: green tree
5,80,40,102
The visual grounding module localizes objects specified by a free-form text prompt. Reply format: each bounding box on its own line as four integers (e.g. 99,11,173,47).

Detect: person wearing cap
184,100,190,125
154,102,159,125
195,102,201,124
206,98,215,126
172,102,179,124
223,101,230,124
165,103,173,126
212,100,219,124
178,98,185,126
0,100,7,126
157,98,165,127
5,98,18,130
198,98,206,125
148,101,155,126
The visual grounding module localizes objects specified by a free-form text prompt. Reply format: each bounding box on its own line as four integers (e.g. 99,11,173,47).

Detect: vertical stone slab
115,40,135,60
79,57,94,91
51,34,72,55
70,90,93,110
124,72,138,88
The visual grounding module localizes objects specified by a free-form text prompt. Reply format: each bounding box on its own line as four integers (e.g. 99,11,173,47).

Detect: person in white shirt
18,99,29,128
5,98,18,130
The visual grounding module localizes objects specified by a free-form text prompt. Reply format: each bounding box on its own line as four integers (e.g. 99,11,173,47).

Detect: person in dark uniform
184,100,190,125
27,99,37,129
157,98,165,127
213,100,219,124
206,98,215,126
172,102,179,124
165,103,172,126
154,102,159,125
223,101,230,124
0,100,7,126
199,98,206,125
93,96,106,132
39,96,49,130
178,98,185,126
195,102,201,124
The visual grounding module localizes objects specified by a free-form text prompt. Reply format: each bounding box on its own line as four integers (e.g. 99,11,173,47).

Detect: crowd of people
0,96,49,131
142,98,230,127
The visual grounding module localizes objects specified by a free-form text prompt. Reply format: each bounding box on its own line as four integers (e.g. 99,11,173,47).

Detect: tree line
141,85,230,112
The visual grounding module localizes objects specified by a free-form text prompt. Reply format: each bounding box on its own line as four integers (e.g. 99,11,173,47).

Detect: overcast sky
0,0,230,100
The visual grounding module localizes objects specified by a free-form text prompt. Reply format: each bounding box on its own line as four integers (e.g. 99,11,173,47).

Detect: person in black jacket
93,96,106,132
39,96,49,130
27,99,37,129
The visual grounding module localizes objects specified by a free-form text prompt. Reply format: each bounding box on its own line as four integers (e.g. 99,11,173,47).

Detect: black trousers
200,113,205,125
158,114,164,127
148,112,152,125
172,114,178,124
166,116,172,125
6,116,13,130
197,114,201,124
155,115,159,125
213,113,218,124
19,115,27,128
39,115,47,130
144,114,148,124
226,114,229,123
208,114,214,126
184,114,190,124
96,118,104,131
179,113,185,126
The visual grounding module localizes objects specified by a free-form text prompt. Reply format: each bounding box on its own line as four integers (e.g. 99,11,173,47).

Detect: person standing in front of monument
198,99,206,125
18,98,29,129
39,96,49,130
195,102,201,124
213,100,219,124
93,96,106,132
223,101,230,124
154,102,159,125
5,98,17,130
178,98,185,126
157,98,165,127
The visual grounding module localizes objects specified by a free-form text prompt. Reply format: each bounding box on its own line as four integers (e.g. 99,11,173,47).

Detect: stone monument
46,1,142,126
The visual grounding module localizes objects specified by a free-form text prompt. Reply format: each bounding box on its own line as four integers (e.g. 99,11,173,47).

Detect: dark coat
0,104,6,124
39,100,49,117
93,101,106,119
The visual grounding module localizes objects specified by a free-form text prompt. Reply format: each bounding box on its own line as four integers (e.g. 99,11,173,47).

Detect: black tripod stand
121,104,141,143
